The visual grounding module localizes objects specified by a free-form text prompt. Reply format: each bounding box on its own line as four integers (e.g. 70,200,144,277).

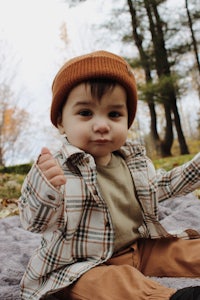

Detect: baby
19,50,200,300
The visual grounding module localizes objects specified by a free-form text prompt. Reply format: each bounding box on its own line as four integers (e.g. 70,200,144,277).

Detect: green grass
0,163,31,200
150,138,200,170
0,173,25,199
153,154,195,171
0,163,32,175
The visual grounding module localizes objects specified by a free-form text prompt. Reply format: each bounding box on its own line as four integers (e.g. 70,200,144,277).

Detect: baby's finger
43,165,62,179
41,147,52,156
38,157,57,171
38,148,53,164
49,175,66,188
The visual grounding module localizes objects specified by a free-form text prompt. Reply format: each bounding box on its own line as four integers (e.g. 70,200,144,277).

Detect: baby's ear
57,123,65,135
57,115,65,134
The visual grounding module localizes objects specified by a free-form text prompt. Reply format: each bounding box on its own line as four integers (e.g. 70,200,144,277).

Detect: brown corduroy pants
55,238,200,300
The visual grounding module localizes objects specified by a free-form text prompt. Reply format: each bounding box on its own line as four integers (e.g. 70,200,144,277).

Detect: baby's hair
85,78,117,101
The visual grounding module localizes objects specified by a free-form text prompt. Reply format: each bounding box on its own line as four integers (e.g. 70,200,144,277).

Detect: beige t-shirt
97,153,143,252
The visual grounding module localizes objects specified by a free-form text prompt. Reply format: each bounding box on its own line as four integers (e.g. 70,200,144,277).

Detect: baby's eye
79,110,93,117
109,111,121,118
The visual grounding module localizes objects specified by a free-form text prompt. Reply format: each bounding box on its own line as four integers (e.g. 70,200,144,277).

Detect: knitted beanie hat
51,50,137,128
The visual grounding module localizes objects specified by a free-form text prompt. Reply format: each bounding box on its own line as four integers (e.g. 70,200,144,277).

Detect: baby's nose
93,118,110,133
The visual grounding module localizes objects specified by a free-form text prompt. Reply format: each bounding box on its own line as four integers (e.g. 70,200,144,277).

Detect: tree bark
127,0,164,155
144,0,189,155
185,0,200,100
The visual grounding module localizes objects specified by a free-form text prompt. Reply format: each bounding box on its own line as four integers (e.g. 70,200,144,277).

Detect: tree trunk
144,0,189,155
127,0,164,155
0,146,4,166
161,102,173,157
170,94,190,154
148,102,162,154
185,0,200,100
185,0,200,78
0,121,4,166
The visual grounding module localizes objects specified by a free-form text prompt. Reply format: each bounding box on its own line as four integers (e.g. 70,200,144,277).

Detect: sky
0,0,94,111
0,0,199,165
0,0,109,107
0,0,108,164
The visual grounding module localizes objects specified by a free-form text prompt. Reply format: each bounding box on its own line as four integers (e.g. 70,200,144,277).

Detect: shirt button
93,189,98,195
47,194,55,200
105,221,110,227
69,276,75,281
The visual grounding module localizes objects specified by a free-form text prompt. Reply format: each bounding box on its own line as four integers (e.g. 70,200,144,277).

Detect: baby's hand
37,147,66,189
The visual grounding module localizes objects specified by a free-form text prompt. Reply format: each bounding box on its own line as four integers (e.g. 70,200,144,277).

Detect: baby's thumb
41,147,52,156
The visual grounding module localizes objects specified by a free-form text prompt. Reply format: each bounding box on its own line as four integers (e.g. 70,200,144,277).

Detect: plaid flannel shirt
18,140,200,300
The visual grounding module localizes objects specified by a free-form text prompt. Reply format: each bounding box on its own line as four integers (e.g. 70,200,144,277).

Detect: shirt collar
58,138,95,167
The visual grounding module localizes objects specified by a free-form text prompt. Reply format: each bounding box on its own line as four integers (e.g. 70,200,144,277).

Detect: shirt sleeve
157,152,200,202
18,161,65,233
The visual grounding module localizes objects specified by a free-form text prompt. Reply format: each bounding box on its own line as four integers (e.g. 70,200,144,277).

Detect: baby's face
58,82,128,166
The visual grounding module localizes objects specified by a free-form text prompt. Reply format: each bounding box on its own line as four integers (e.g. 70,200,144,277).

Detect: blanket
1,193,200,300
